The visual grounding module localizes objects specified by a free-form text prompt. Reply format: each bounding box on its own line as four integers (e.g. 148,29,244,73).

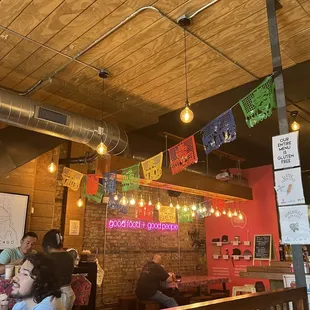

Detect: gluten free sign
272,131,300,170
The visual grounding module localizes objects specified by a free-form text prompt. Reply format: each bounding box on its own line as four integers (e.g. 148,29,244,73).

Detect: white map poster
0,192,28,249
279,205,310,244
274,167,305,206
272,131,300,170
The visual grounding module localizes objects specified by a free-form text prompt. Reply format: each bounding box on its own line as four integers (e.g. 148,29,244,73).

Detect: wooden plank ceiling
0,0,310,130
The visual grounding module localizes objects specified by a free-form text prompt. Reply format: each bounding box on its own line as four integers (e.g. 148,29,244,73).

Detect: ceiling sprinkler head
177,15,192,27
99,68,110,79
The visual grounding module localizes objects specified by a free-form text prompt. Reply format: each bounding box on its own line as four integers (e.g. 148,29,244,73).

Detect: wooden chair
232,285,256,296
136,300,160,310
119,295,137,310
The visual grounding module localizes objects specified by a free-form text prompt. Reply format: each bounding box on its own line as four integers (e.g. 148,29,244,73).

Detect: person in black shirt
135,254,178,308
42,230,75,310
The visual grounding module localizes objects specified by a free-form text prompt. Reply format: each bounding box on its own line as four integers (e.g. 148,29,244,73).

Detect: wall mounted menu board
253,234,272,262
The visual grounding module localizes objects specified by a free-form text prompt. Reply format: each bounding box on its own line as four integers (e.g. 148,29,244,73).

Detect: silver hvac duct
0,88,128,154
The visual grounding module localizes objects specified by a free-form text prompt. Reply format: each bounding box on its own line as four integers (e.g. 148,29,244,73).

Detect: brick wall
83,190,206,309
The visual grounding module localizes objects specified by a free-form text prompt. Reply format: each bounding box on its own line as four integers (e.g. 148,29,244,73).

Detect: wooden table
177,276,229,295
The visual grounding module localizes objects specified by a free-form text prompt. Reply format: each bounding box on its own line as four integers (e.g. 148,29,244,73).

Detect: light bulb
227,209,233,218
222,209,227,215
113,194,119,201
180,106,194,123
202,207,207,213
96,141,107,155
120,195,128,206
233,210,238,217
238,212,244,220
191,211,195,217
155,200,162,210
291,121,300,131
48,162,56,173
77,198,84,208
215,208,221,217
139,196,145,207
210,205,215,214
176,202,180,210
191,204,197,211
148,198,152,206
183,206,188,212
130,196,136,206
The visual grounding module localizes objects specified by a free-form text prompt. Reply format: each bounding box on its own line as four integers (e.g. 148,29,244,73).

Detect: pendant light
180,29,194,124
290,111,300,131
48,151,57,173
97,69,109,155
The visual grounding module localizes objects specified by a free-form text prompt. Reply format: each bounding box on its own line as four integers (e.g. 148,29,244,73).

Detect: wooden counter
240,261,293,290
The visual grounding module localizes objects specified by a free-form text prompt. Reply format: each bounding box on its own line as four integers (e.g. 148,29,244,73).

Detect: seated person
135,254,178,308
3,252,64,309
0,232,38,274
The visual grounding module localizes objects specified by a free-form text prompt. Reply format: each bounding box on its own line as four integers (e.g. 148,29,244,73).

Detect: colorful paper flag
168,135,198,175
62,167,83,191
82,177,104,204
122,164,140,192
238,76,276,128
102,172,116,195
158,206,176,223
201,109,236,155
141,152,163,180
178,208,193,223
86,175,99,195
136,205,154,222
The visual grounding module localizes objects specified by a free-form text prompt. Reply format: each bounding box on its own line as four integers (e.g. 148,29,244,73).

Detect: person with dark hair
0,232,38,274
1,253,64,309
42,230,75,310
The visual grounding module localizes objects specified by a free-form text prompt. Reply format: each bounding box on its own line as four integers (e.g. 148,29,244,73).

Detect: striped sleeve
0,249,12,264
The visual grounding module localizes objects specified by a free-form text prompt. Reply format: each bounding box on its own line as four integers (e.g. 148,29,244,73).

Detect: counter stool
137,300,160,310
190,295,213,304
119,295,137,310
232,285,256,296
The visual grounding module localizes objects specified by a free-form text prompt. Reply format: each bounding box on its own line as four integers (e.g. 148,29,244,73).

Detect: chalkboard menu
254,234,272,261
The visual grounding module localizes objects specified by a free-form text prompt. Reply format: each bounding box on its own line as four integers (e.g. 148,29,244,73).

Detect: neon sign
108,219,178,232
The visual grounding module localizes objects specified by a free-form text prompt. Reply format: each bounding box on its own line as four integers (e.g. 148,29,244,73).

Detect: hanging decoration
168,135,198,175
178,208,193,223
122,164,140,192
159,206,176,224
201,109,236,155
82,178,104,204
107,196,129,214
102,172,117,195
238,76,276,128
141,152,163,180
136,205,154,222
86,174,99,195
62,167,83,191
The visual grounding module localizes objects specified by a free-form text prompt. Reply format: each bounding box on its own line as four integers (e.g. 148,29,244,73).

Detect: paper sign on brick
62,167,83,191
274,167,305,206
279,205,310,244
272,131,300,170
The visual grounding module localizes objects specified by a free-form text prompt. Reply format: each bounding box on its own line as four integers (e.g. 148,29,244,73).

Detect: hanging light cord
101,79,105,140
184,29,189,105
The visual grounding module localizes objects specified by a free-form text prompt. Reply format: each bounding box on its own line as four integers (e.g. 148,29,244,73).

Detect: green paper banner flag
122,164,140,192
82,177,104,204
238,76,276,128
178,208,193,223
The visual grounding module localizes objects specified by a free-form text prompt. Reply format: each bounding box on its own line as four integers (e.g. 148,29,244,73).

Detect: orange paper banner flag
141,152,163,180
158,206,176,224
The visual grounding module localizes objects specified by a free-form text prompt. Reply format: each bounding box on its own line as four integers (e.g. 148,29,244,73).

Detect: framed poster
253,234,272,262
0,192,29,249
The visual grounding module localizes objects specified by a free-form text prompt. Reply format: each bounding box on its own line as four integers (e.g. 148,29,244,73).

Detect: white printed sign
279,205,310,244
274,167,305,206
69,220,80,236
272,132,300,170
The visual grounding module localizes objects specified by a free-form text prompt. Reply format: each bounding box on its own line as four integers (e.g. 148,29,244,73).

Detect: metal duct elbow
0,88,128,154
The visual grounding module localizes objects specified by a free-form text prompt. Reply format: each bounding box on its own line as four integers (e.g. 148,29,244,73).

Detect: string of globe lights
107,191,245,220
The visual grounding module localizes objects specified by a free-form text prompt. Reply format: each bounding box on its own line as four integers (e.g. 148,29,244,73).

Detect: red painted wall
205,165,280,291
